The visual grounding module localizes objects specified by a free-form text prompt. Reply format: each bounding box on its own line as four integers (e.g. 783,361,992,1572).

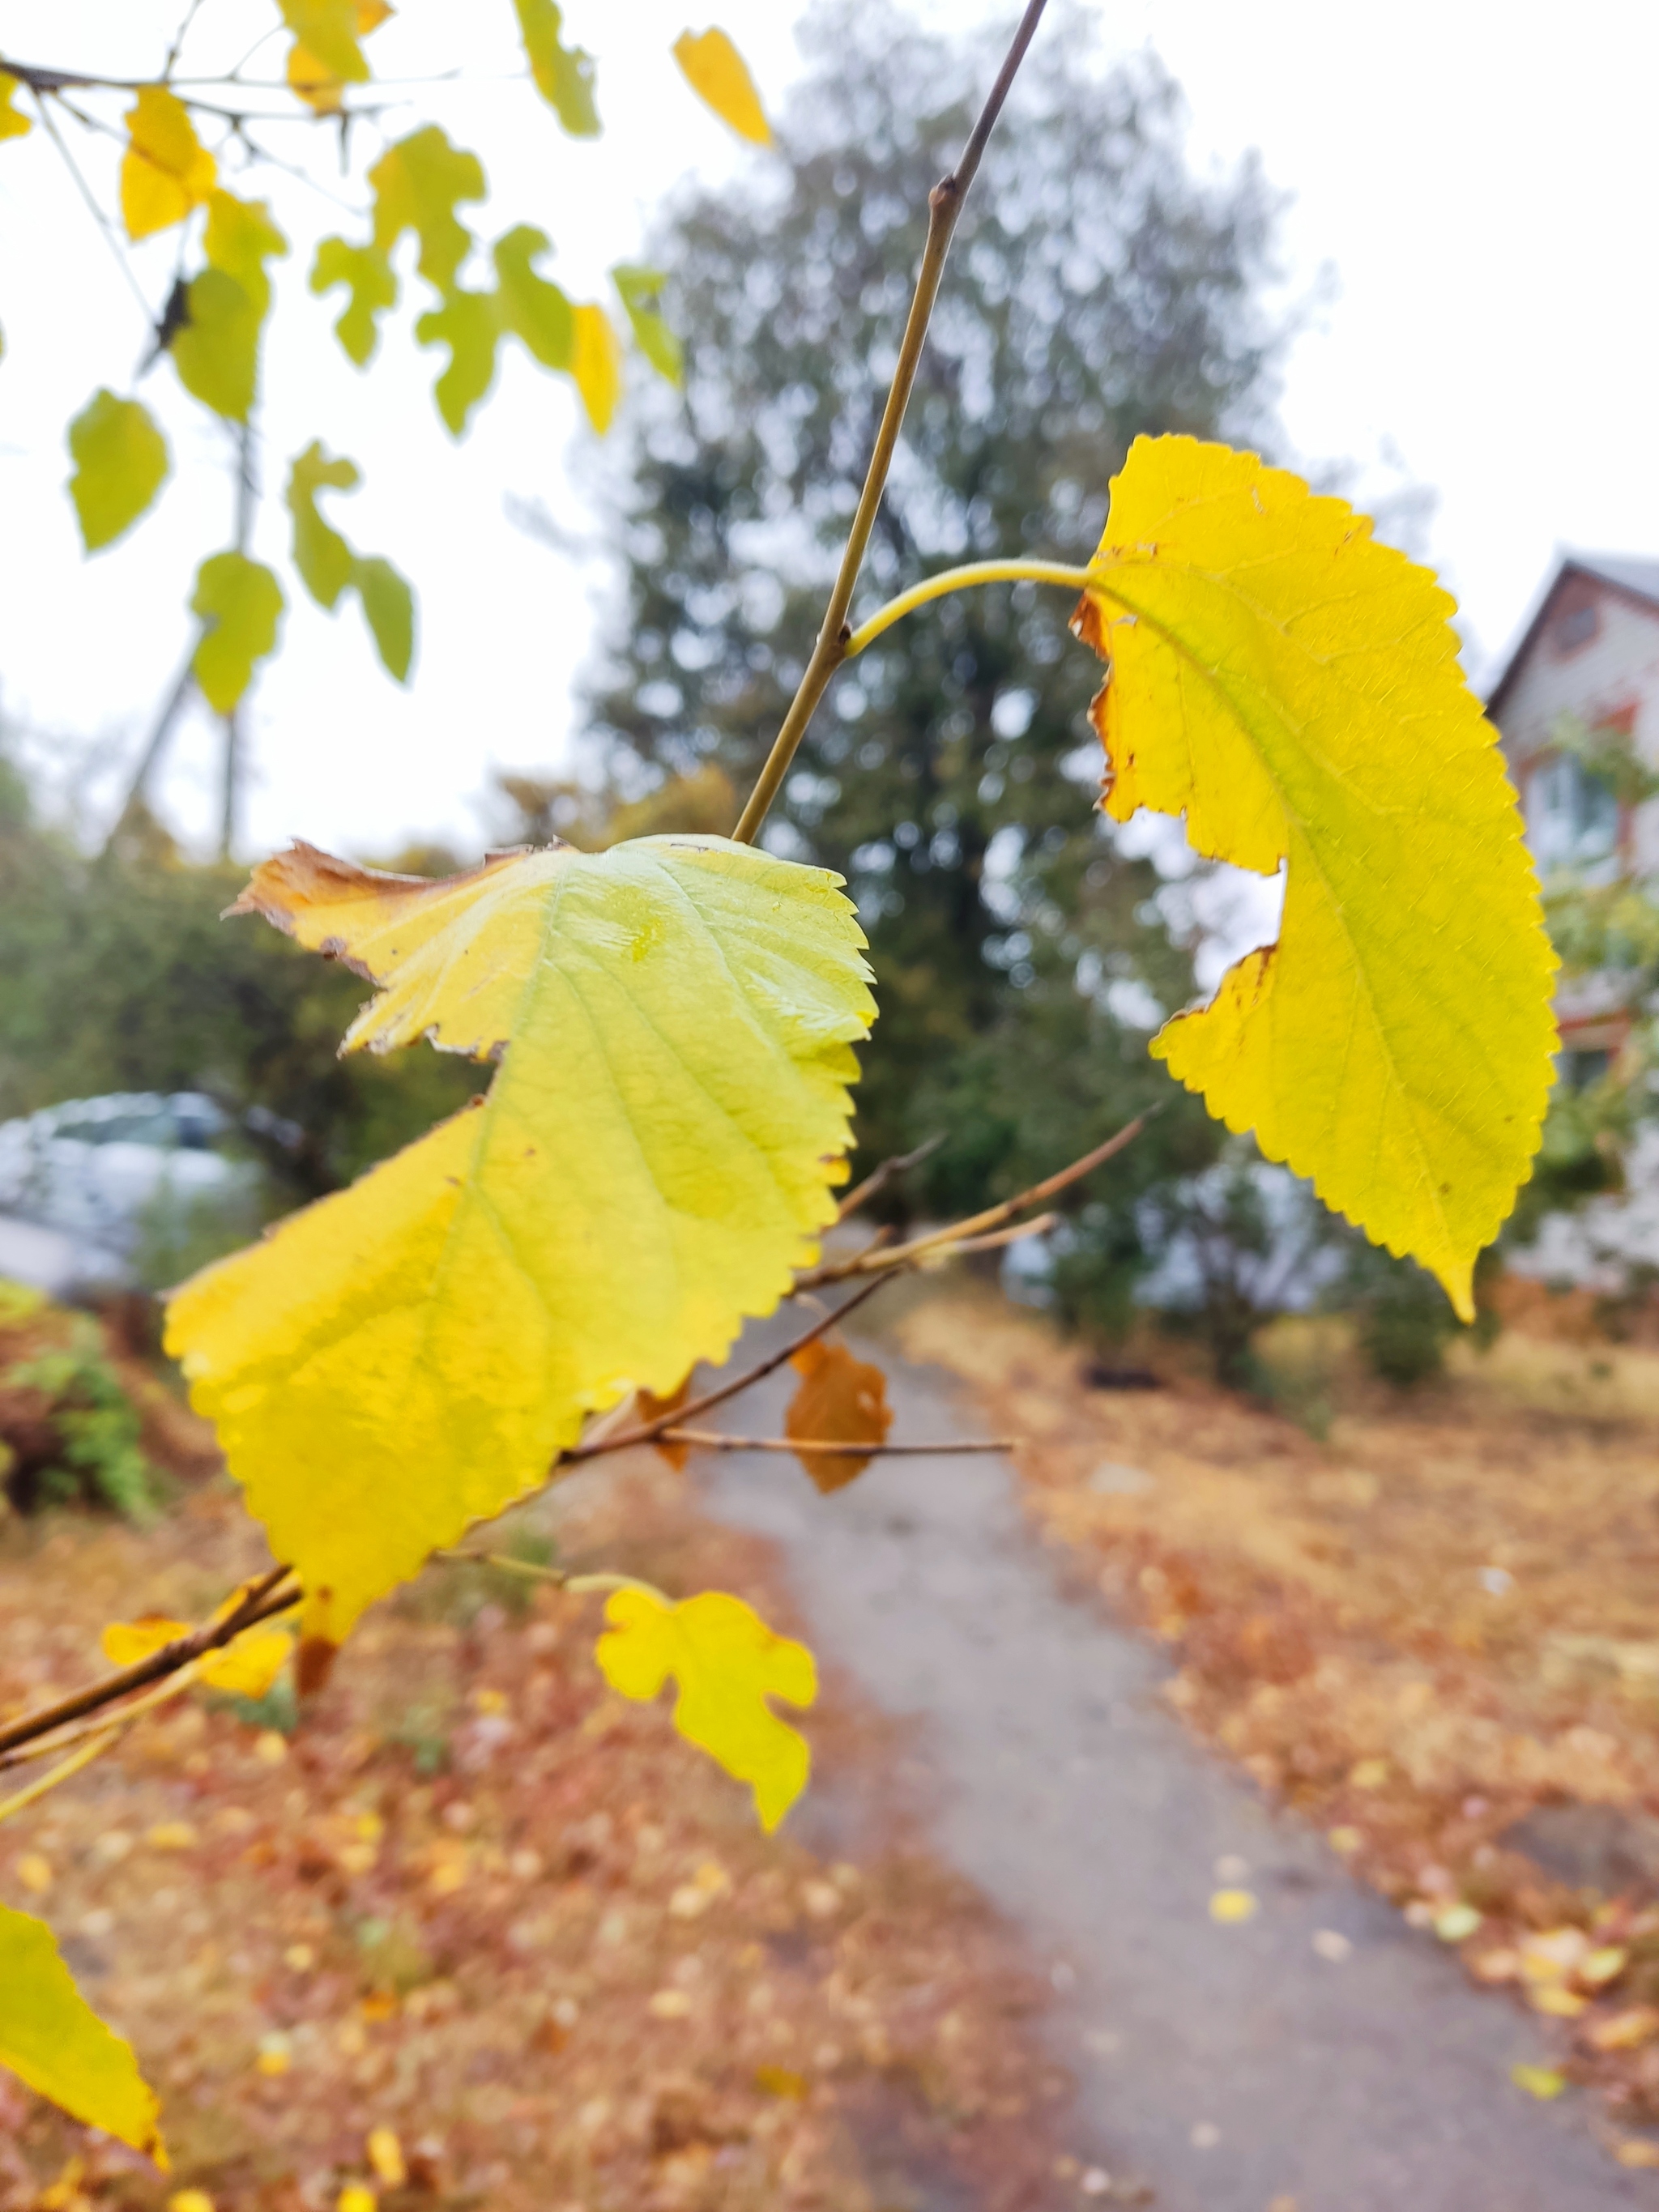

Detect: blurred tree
584,0,1291,1312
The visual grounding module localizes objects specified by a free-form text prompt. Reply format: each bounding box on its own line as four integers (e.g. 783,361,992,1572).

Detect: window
1528,753,1618,872
1555,602,1599,654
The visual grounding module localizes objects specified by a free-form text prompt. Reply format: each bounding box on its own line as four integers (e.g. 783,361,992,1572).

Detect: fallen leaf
1580,1945,1628,1990
754,2064,807,2098
785,1339,892,1493
1073,436,1557,1317
366,2126,406,2186
1614,2138,1659,2170
1529,1984,1587,2018
1433,1903,1482,1943
1209,1888,1258,1924
16,1855,52,1895
166,837,872,1643
1510,2063,1566,2100
1588,2006,1659,2053
595,1587,816,1831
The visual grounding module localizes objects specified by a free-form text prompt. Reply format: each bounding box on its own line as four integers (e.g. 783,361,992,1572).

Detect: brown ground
889,1276,1659,2152
0,1336,1068,2212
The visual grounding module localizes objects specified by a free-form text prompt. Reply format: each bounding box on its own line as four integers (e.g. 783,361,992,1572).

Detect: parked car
0,1092,260,1298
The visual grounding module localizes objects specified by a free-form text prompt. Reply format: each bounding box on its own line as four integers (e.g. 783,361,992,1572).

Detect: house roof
1487,552,1659,718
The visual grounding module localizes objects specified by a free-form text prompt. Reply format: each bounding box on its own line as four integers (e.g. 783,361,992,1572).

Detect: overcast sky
1,0,1655,859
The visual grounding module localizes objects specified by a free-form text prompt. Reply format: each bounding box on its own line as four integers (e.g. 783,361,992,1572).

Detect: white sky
0,0,1655,859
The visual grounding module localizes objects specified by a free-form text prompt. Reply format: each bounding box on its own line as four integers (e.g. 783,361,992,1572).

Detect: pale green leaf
370,126,485,292
164,837,875,1641
0,1904,164,2156
278,0,369,84
66,389,169,552
1074,435,1558,1317
285,439,359,609
514,0,599,134
494,225,573,369
190,549,285,712
414,288,501,437
612,263,682,386
596,1588,816,1831
353,555,415,682
170,191,288,422
310,237,397,365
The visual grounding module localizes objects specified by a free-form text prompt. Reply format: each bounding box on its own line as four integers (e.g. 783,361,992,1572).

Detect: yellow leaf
67,390,170,553
1209,1888,1258,1924
570,302,622,433
0,1904,164,2158
1529,1983,1586,2018
1589,2005,1659,2052
1509,2063,1566,2100
784,1338,891,1493
338,2190,375,2212
101,1615,191,1670
672,28,771,145
278,0,370,87
287,1,391,113
595,1588,816,1831
16,1855,51,1896
168,2193,215,2212
0,70,32,142
1073,437,1557,1318
366,2125,405,2185
121,86,216,241
164,837,874,1640
1432,1903,1482,1943
198,1627,293,1699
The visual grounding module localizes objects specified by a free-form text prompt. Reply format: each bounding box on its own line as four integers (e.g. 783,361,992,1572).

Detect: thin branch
0,1729,121,1824
439,1551,664,1602
0,1660,204,1773
28,87,154,324
837,1133,944,1221
164,0,209,80
797,1117,1148,1289
566,1275,892,1462
658,1430,1017,1456
0,1566,295,1760
730,0,1050,844
845,558,1098,658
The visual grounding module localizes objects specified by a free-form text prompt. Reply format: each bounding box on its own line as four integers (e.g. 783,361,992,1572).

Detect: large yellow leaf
164,837,874,1639
672,28,771,146
595,1588,816,1831
0,1905,164,2157
1073,436,1557,1317
121,86,216,241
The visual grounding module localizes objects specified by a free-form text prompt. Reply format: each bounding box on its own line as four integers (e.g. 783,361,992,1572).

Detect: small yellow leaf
366,2125,405,2185
785,1339,892,1493
1349,1757,1390,1789
287,2,389,113
337,2190,375,2212
1433,1903,1482,1943
570,302,623,433
0,1904,164,2158
145,1823,199,1852
1073,437,1558,1317
1614,2137,1659,2170
0,70,32,142
1510,2063,1566,2100
198,1627,293,1700
122,86,216,241
755,2063,807,2098
1589,2005,1659,2052
1529,1984,1586,2018
648,1987,693,2018
595,1588,816,1831
1328,1826,1363,1855
1209,1888,1258,1924
165,838,872,1641
672,28,771,145
1580,1944,1629,1989
101,1616,191,1669
255,2031,291,2076
168,2193,215,2212
16,1855,52,1896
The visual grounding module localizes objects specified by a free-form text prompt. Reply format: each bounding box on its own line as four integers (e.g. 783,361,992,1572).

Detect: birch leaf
785,1338,890,1494
121,86,216,241
514,0,599,135
67,390,169,552
190,550,285,712
595,1588,816,1831
672,28,771,145
164,837,874,1640
0,71,32,141
1073,435,1557,1317
0,1906,164,2157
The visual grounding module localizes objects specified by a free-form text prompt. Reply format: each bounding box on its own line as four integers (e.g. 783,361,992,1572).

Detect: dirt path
701,1322,1650,2212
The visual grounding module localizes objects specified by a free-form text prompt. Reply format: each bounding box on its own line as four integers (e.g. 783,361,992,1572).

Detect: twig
657,1430,1017,1456
837,1133,944,1221
730,0,1050,844
797,1118,1147,1288
0,1660,207,1773
439,1551,663,1601
0,1565,295,1759
566,1275,892,1462
844,558,1098,657
0,1729,121,1825
27,84,154,325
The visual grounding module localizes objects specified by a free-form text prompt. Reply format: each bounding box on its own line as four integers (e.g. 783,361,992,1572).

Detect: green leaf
66,390,170,552
164,836,876,1642
310,237,397,366
514,0,599,135
286,440,359,609
612,264,682,386
0,70,32,142
414,288,501,437
353,555,415,682
171,191,289,423
278,0,369,83
0,1904,164,2156
494,226,574,369
191,550,285,713
370,126,486,292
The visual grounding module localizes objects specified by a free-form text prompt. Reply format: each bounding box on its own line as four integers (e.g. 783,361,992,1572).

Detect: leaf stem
843,558,1098,658
730,0,1051,845
656,1430,1017,1456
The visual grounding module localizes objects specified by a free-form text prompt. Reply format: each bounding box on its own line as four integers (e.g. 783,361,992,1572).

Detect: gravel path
700,1323,1648,2212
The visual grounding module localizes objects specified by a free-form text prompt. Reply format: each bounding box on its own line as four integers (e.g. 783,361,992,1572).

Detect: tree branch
730,0,1050,844
837,1133,944,1221
657,1430,1017,1456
